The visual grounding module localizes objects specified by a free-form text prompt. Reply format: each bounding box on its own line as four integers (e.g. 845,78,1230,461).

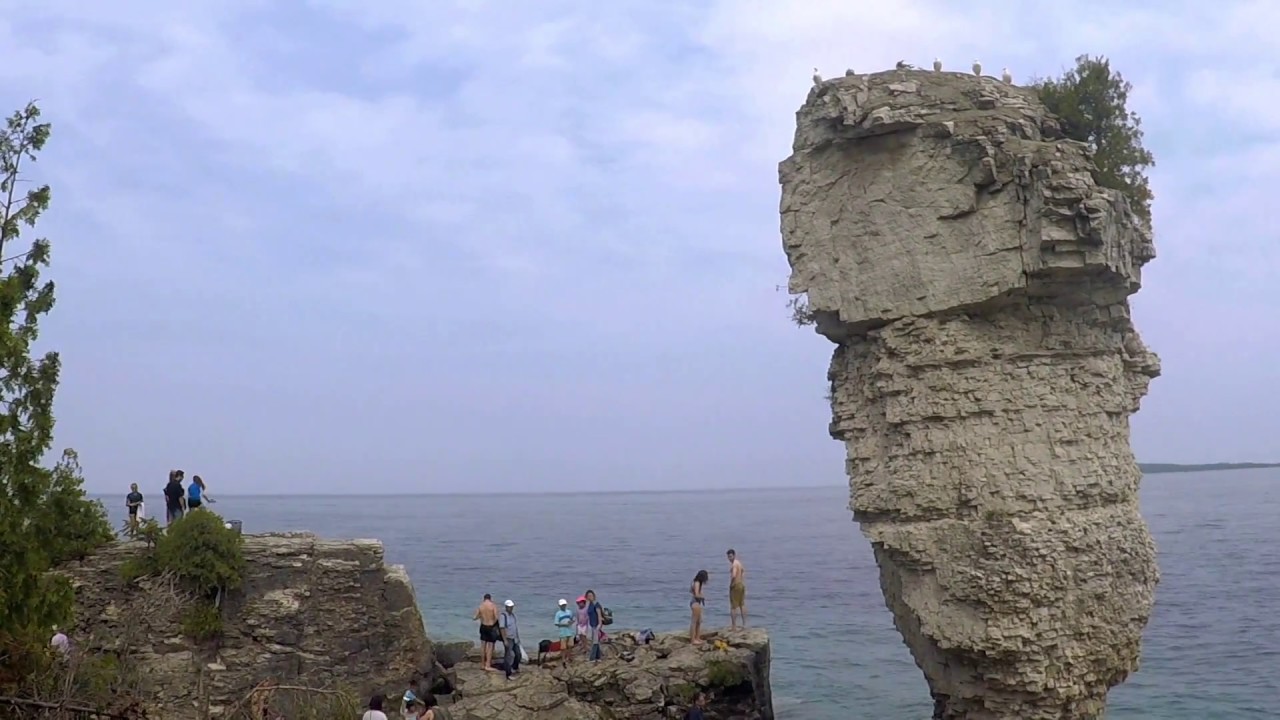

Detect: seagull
812,67,823,86
933,58,942,72
972,60,982,76
896,60,915,70
1001,67,1013,84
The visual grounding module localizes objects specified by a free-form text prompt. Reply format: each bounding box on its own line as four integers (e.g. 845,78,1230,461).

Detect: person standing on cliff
163,470,186,525
554,598,575,666
125,483,144,533
727,548,747,629
499,599,522,679
473,593,500,671
584,589,605,661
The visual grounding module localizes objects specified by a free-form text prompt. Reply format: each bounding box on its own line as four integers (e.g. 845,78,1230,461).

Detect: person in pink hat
574,596,589,657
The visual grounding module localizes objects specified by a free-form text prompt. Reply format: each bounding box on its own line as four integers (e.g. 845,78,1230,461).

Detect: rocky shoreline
437,627,771,719
58,532,773,719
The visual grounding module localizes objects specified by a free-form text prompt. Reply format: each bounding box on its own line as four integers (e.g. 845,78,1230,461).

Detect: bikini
690,582,705,608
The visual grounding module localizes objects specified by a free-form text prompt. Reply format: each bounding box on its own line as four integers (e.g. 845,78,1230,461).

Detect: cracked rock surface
780,69,1161,719
62,533,432,718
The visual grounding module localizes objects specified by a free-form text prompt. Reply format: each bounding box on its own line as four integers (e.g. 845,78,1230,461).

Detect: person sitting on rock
684,692,708,720
361,693,388,720
412,694,451,720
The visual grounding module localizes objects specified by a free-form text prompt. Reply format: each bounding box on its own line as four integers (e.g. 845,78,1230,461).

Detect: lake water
99,469,1278,719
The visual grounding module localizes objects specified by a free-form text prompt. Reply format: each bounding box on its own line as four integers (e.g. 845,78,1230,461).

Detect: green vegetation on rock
705,658,746,688
0,102,113,673
121,510,245,642
1031,55,1155,225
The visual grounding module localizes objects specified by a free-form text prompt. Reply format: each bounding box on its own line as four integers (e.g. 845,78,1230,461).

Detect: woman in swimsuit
689,569,709,645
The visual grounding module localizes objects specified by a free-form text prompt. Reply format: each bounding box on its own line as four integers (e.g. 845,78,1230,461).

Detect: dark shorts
128,508,138,516
188,499,202,509
480,623,500,643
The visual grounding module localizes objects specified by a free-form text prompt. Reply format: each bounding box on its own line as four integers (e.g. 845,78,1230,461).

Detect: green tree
1032,55,1155,225
0,102,112,646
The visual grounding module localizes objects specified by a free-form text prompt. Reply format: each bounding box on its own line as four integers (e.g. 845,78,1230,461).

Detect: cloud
0,0,1275,493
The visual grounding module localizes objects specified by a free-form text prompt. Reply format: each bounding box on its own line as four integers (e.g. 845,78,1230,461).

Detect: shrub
180,603,223,642
154,510,245,595
1031,55,1155,225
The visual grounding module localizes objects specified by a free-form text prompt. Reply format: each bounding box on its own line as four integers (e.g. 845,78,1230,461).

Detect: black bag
600,607,614,626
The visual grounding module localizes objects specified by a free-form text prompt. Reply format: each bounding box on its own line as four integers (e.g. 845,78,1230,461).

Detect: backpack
600,607,613,626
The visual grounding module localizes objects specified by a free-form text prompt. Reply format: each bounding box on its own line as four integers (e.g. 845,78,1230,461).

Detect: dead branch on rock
0,693,145,719
226,679,360,720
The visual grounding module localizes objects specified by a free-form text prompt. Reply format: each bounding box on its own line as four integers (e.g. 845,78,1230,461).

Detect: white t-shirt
361,711,388,720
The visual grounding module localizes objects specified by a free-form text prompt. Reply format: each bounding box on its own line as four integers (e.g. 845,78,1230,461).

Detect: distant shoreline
1140,462,1280,475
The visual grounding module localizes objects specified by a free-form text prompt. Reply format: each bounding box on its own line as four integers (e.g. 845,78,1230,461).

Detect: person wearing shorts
727,548,747,629
125,484,144,532
473,594,501,671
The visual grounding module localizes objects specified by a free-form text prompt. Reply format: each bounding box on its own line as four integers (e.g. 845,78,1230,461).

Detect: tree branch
0,107,37,259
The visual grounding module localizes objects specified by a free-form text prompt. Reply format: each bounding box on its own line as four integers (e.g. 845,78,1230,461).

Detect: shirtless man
473,594,500,671
727,548,747,629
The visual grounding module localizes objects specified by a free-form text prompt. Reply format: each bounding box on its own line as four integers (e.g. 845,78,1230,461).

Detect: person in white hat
498,599,522,679
554,599,575,667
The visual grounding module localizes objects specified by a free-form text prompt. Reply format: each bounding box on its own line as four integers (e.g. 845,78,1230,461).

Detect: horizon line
88,483,848,499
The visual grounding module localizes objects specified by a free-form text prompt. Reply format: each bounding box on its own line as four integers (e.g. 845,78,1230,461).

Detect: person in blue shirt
187,475,214,510
584,589,604,661
553,599,575,667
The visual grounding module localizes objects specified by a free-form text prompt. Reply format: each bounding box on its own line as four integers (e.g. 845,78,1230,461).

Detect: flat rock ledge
439,627,773,720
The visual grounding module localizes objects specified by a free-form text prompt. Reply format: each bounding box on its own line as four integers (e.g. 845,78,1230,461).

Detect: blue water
99,469,1279,719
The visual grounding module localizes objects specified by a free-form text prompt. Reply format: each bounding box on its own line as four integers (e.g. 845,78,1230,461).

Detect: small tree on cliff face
0,102,112,647
1032,55,1155,225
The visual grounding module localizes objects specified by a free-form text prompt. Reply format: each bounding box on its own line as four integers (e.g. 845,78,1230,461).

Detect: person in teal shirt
554,599,575,666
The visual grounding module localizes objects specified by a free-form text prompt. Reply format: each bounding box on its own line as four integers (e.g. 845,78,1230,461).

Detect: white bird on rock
812,67,823,86
933,57,942,72
972,60,982,76
844,68,856,77
1001,67,1013,84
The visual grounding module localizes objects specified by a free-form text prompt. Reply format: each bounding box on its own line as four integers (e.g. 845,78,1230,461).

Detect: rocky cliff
61,536,772,720
61,532,432,717
442,628,772,720
779,69,1161,719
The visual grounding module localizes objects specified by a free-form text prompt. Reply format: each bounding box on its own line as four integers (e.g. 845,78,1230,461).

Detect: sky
0,0,1275,495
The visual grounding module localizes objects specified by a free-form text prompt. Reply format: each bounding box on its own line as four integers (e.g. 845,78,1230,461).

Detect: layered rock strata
779,69,1161,719
62,533,432,718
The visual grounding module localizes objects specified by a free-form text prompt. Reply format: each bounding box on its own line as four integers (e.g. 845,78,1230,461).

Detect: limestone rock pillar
779,70,1161,719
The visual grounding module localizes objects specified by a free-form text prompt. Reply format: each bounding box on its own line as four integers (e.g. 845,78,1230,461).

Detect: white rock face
780,69,1161,719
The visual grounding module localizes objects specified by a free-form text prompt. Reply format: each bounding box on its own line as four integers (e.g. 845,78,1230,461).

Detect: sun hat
504,599,515,607
576,595,587,603
558,598,568,606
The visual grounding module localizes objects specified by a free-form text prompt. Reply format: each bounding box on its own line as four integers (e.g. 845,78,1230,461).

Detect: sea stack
778,70,1161,718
